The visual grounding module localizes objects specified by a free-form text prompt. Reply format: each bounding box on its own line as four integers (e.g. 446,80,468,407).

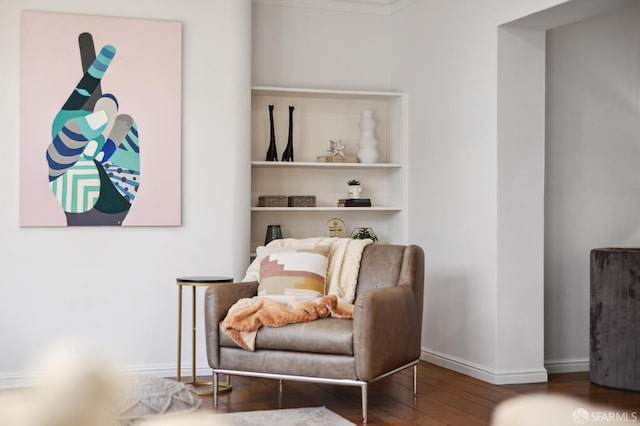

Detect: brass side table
176,276,233,394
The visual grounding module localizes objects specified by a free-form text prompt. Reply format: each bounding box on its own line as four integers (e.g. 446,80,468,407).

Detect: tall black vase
282,105,294,162
265,104,278,161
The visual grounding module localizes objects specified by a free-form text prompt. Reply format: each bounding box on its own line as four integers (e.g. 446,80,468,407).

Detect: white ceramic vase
357,109,379,163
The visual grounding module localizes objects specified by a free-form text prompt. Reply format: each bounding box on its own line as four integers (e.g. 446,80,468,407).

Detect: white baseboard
0,363,213,390
544,358,589,374
421,348,548,385
2,356,588,389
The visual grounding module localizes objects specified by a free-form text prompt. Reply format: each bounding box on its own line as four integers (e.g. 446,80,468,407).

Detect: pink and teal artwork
20,11,182,226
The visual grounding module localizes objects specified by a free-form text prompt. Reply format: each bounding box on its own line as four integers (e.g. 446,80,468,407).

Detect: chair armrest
204,281,258,368
353,284,421,380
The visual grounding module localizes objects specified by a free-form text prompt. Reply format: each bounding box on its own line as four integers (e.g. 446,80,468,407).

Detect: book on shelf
337,198,372,207
316,155,358,163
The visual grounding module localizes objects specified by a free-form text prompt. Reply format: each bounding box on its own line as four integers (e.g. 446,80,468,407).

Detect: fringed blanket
221,295,354,351
325,238,372,304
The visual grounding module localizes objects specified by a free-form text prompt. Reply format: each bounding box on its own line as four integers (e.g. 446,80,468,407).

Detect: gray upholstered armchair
204,244,424,423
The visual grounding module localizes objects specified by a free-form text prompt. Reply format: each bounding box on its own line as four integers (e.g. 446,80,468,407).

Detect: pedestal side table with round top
176,276,233,394
590,248,640,391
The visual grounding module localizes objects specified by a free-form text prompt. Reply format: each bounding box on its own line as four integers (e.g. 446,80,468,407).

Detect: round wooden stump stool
590,248,640,391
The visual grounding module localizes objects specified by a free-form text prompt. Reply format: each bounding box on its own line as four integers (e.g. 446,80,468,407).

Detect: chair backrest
355,244,425,324
355,244,410,296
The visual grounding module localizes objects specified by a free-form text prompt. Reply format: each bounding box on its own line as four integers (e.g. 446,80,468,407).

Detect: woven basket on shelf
258,195,287,207
288,195,316,207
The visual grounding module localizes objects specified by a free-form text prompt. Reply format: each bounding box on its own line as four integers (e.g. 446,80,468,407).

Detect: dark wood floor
193,360,640,425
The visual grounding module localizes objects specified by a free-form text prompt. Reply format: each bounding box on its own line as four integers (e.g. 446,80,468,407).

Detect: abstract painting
20,11,182,226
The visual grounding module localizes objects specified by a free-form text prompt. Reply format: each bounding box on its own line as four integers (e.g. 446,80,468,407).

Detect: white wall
390,0,501,376
544,3,640,368
387,0,558,383
252,2,391,90
0,0,251,385
388,0,638,382
497,25,547,380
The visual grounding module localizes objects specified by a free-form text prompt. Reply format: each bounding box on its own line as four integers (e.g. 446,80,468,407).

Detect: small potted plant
347,179,361,199
351,227,378,243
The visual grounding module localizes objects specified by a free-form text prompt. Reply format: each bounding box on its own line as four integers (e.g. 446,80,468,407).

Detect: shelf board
251,206,401,212
252,86,405,100
251,161,401,169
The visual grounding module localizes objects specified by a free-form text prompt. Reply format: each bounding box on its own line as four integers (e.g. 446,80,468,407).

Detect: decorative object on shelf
288,195,316,207
265,105,278,161
326,217,345,237
265,224,283,245
328,140,345,157
338,198,371,207
258,195,287,207
347,179,362,199
351,227,378,243
316,140,358,163
316,155,358,163
282,105,294,161
356,109,379,163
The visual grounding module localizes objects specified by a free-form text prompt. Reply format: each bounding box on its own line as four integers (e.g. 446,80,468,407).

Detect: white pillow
258,251,329,296
243,244,331,283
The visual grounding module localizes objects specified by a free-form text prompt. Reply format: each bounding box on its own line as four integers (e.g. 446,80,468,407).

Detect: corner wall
496,25,547,382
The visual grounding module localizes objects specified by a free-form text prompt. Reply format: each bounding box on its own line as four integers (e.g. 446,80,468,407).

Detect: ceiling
332,0,405,4
253,0,418,15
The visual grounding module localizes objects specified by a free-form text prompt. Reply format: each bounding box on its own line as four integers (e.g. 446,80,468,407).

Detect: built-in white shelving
250,86,408,252
251,161,402,168
251,207,403,212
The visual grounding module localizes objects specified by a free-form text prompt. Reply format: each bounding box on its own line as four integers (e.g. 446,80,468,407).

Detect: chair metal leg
211,362,417,423
213,372,219,408
361,383,368,423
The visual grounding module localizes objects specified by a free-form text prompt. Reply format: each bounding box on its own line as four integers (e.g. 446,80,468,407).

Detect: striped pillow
258,251,329,297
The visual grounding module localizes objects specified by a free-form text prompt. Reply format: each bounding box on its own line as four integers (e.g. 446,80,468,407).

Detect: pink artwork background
20,11,182,226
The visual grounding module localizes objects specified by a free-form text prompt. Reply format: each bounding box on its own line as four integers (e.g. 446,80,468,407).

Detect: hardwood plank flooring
192,360,640,425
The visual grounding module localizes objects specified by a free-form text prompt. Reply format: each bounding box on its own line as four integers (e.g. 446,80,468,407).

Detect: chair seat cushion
219,317,353,356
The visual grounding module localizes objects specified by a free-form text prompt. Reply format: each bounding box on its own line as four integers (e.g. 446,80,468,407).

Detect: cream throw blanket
243,237,373,304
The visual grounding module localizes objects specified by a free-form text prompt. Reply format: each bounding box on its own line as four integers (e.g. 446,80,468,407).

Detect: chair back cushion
355,245,406,298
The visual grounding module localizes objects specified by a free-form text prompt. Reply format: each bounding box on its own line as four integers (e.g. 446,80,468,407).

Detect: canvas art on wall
20,11,182,226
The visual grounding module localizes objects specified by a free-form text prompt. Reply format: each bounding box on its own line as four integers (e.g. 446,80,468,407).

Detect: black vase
282,105,294,162
265,224,283,245
265,104,278,161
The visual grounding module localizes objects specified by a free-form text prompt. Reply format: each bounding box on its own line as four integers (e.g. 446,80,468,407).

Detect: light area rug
210,406,355,426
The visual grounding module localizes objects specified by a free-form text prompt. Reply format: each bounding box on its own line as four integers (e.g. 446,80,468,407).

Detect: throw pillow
243,244,331,283
258,251,329,297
